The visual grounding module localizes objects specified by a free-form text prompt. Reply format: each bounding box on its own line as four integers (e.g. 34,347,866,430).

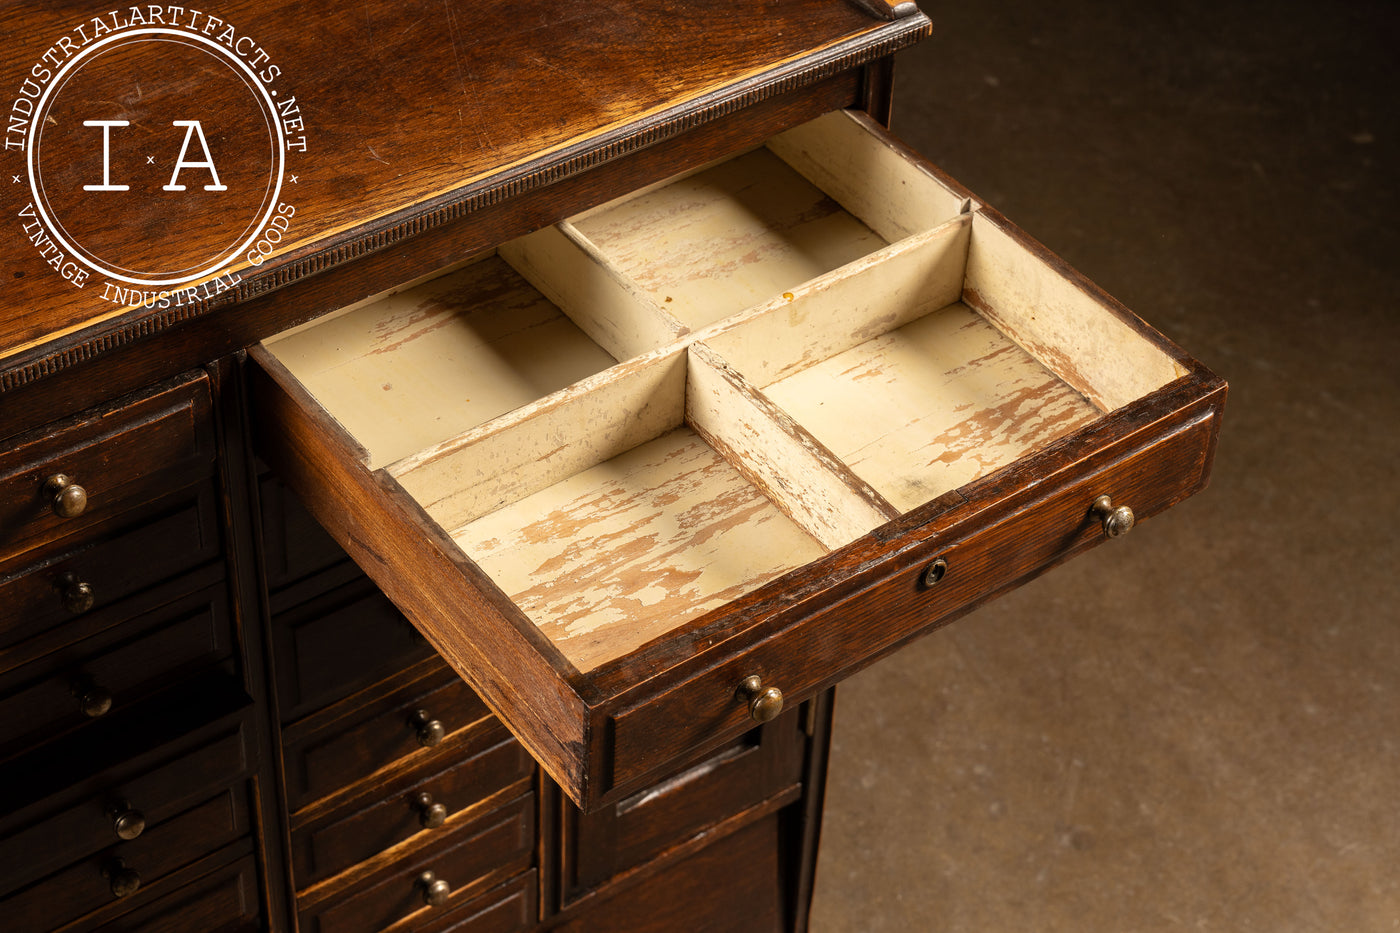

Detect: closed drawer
283,665,493,814
0,585,233,761
564,708,805,903
413,872,536,933
258,471,350,593
272,576,438,723
0,782,251,933
299,793,535,933
251,109,1226,811
81,855,261,933
0,372,213,565
0,487,222,667
291,724,535,887
0,714,254,897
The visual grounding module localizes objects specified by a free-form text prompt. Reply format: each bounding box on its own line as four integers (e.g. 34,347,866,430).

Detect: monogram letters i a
82,119,226,192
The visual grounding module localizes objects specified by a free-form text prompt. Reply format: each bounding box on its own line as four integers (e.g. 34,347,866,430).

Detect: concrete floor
810,2,1400,930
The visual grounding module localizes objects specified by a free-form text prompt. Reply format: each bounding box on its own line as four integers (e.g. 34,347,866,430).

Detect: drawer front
284,669,493,814
414,872,536,933
552,815,783,933
1,783,251,933
292,726,535,886
302,793,535,933
0,487,222,662
609,409,1219,787
0,373,213,564
0,587,233,760
565,711,804,902
258,471,350,593
273,578,439,724
82,855,261,933
0,716,254,897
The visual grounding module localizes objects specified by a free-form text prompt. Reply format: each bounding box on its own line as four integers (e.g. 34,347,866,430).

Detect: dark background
812,2,1400,929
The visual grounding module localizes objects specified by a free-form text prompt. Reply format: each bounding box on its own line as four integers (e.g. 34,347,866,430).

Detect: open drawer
249,110,1225,811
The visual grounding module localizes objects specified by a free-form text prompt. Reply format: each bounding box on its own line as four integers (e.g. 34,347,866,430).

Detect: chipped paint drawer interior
262,109,1188,676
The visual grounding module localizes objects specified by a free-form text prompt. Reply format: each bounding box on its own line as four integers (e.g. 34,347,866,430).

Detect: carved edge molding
1,14,931,392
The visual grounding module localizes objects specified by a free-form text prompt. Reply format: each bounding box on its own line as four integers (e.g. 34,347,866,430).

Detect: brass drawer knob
416,870,451,907
108,802,146,841
56,572,95,614
412,791,448,829
43,474,88,519
1091,494,1136,538
737,675,784,724
72,676,113,718
102,858,141,899
410,709,446,748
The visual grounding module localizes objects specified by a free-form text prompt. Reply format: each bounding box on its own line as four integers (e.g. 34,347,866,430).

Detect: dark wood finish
547,814,786,933
298,794,535,933
0,486,222,659
256,472,350,593
562,712,805,905
291,727,534,887
2,783,252,933
0,715,254,897
269,577,438,725
0,584,233,759
82,854,262,933
282,664,490,814
0,372,213,562
418,871,538,933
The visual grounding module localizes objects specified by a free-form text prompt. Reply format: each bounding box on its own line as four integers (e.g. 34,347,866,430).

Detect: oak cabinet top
0,0,929,389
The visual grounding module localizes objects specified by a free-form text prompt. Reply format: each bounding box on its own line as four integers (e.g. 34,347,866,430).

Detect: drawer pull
737,675,784,724
412,791,448,829
43,473,89,519
1091,494,1136,538
72,676,113,718
108,801,146,841
410,709,446,748
102,858,141,899
56,572,95,614
416,870,451,907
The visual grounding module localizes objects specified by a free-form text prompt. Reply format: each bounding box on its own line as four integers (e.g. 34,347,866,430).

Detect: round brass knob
109,802,146,841
43,474,88,519
56,572,95,614
410,710,446,748
416,870,450,907
412,791,448,829
737,675,784,724
73,677,113,718
1091,494,1136,538
102,858,141,899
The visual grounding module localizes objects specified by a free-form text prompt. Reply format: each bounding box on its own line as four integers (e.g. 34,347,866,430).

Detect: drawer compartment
1,782,251,933
251,109,1225,810
0,372,213,564
0,715,254,897
563,709,805,903
299,793,535,933
0,486,222,666
283,665,492,814
271,577,438,723
291,724,535,887
0,585,233,761
79,854,261,933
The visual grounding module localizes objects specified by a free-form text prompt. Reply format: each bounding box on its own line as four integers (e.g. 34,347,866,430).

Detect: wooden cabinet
0,1,1223,930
